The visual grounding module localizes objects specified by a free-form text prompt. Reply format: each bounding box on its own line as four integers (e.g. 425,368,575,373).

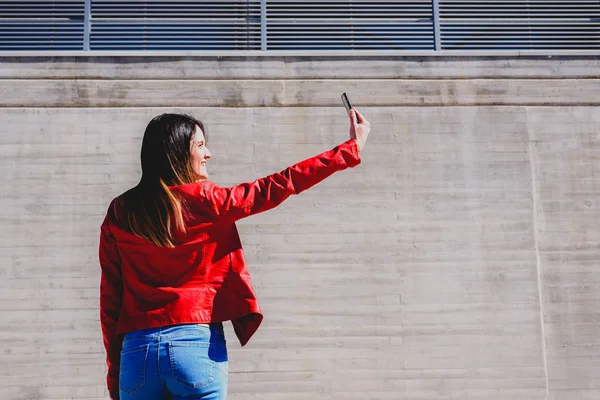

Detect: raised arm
202,138,361,222
201,108,370,222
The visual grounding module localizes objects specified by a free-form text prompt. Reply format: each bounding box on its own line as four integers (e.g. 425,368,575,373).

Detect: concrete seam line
526,105,551,399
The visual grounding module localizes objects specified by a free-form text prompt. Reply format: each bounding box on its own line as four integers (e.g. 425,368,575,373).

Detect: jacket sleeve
202,139,361,222
99,211,123,397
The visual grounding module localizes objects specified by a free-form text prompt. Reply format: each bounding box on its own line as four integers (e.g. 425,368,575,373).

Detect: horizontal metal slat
440,0,599,2
441,37,600,41
0,46,82,49
92,27,261,32
267,44,432,48
267,27,433,32
0,45,82,49
442,24,600,29
92,20,260,24
0,21,84,24
92,33,260,39
268,37,433,41
91,0,260,3
440,0,600,5
91,13,261,17
441,4,599,8
268,18,432,22
268,13,432,16
92,39,259,44
443,43,600,47
266,0,432,4
441,20,600,24
0,39,82,43
91,45,262,50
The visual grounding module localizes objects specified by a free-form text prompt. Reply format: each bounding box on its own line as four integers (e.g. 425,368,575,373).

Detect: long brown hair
114,113,208,247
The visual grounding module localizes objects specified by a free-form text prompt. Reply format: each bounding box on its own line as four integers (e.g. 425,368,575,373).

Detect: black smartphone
341,93,358,122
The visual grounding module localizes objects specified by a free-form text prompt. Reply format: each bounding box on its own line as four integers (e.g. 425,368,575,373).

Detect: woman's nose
205,148,212,159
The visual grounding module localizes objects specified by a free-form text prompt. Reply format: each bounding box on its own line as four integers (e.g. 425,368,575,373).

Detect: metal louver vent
90,0,262,50
0,1,85,50
440,1,600,50
266,0,434,50
0,1,599,52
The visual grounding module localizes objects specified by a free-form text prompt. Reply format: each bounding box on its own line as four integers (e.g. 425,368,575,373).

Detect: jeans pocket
168,342,225,389
119,344,149,394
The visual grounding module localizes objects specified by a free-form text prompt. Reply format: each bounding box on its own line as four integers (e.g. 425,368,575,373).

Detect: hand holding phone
341,93,370,152
341,93,357,123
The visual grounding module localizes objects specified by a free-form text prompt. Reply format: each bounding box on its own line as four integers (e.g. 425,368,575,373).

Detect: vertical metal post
83,0,91,51
432,0,441,51
260,0,267,51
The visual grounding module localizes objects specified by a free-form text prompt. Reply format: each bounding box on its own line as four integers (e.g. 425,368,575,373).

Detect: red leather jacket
99,139,360,394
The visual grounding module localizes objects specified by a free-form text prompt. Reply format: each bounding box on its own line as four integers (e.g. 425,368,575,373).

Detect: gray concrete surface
0,56,599,400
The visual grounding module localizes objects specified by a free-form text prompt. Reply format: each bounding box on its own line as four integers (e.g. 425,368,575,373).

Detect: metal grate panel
0,1,85,50
440,1,600,50
266,0,434,50
90,0,262,50
1,1,599,52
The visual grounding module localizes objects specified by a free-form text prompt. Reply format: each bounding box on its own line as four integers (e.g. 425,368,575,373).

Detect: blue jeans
119,323,228,400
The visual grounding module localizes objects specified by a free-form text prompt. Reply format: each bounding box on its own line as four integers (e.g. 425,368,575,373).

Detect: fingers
349,109,358,125
353,108,366,124
349,108,367,125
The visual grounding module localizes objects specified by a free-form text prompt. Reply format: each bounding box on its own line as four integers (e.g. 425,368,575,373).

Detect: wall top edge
0,50,600,58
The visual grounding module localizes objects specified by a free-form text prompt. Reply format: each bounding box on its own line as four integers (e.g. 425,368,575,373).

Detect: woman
99,109,370,400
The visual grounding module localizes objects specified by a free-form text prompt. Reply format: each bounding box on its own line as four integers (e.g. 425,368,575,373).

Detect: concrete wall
1,55,599,400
